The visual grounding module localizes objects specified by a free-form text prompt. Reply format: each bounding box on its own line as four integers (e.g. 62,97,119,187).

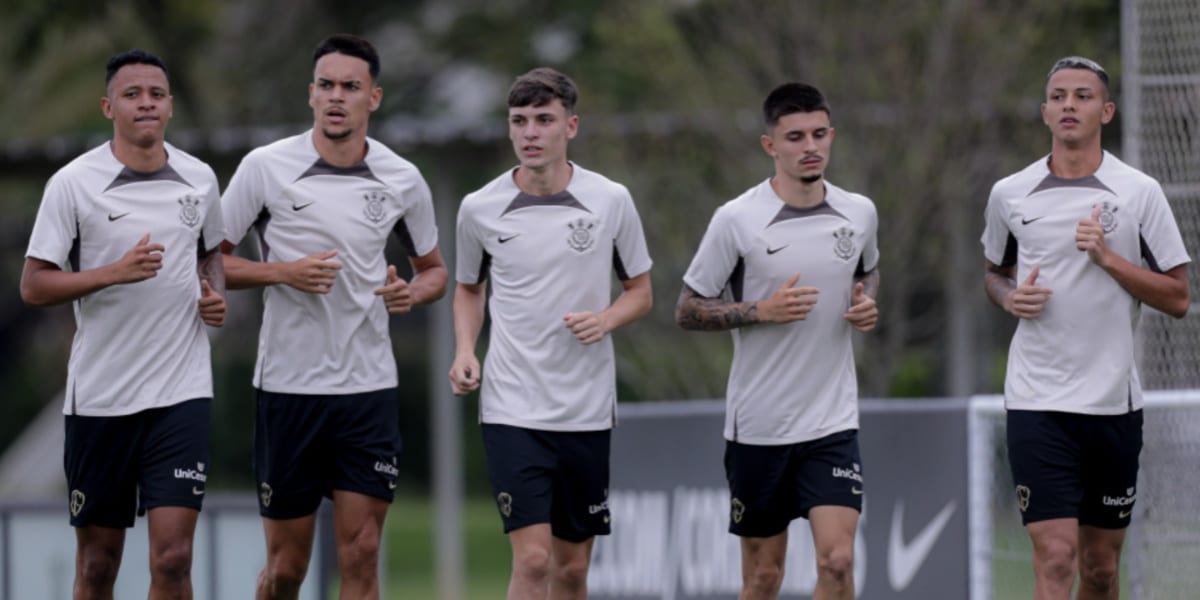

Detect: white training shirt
25,142,223,416
456,164,653,431
222,130,438,394
982,151,1190,414
683,178,879,445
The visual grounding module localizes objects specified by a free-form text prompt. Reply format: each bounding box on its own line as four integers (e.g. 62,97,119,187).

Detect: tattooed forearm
674,286,761,331
855,268,880,298
198,246,226,297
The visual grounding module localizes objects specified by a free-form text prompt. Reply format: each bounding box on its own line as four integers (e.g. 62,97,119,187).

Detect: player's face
1041,68,1114,147
761,111,834,185
508,99,578,171
102,64,172,149
309,52,381,142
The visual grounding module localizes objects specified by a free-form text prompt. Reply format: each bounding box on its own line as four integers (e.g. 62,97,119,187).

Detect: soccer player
20,49,225,599
219,34,447,599
982,56,1190,599
448,67,653,600
675,83,879,600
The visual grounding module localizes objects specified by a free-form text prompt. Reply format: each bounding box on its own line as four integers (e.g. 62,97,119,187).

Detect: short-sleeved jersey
456,164,653,431
222,130,438,394
683,179,879,445
25,142,224,416
981,151,1190,415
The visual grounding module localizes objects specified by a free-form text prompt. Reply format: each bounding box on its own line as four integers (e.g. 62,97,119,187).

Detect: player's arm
564,272,653,345
1076,208,1189,317
984,261,1052,319
843,268,880,332
20,234,165,307
675,273,820,332
196,245,226,327
449,281,487,395
374,247,448,314
219,240,342,293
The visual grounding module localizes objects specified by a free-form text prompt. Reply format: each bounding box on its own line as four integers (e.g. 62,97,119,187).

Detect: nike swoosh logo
108,212,130,222
888,500,956,591
499,234,520,243
1119,510,1132,519
766,245,789,255
192,487,205,496
851,487,864,495
1021,216,1045,225
292,202,316,211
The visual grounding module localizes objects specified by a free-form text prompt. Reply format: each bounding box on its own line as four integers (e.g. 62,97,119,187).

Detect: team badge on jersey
178,195,201,227
833,227,856,261
1095,201,1119,234
363,191,389,223
567,217,597,253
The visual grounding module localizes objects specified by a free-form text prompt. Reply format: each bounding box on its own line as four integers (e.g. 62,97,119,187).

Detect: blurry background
1,0,1196,597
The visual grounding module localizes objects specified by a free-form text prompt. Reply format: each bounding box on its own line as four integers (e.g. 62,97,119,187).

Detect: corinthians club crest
363,191,389,224
1095,201,1119,234
566,217,597,253
833,227,856,261
177,195,201,227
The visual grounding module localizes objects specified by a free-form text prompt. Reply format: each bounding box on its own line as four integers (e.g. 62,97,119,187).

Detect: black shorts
1007,409,1142,528
255,388,401,519
725,429,863,538
481,424,611,543
63,398,211,528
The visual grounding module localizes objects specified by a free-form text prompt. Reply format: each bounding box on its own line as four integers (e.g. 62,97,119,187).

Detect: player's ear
760,133,776,158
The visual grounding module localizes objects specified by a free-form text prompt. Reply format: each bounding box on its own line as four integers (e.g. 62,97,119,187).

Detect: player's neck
514,161,573,196
770,174,825,208
109,138,167,173
1048,140,1104,179
313,129,369,167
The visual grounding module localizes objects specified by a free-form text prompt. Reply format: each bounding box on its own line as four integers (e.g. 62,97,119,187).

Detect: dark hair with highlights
105,50,168,88
314,34,380,81
1047,56,1110,98
763,82,830,128
508,67,578,113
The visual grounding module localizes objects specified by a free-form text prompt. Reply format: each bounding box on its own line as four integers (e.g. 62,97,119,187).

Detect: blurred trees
1,0,1122,489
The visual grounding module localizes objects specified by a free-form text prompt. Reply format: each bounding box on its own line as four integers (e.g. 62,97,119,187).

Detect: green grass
380,494,510,599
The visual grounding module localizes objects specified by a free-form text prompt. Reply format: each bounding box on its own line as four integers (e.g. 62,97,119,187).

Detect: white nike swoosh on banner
888,499,957,591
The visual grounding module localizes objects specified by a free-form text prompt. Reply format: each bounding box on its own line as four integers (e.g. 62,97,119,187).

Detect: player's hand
757,273,819,323
842,282,878,332
110,233,165,284
374,265,412,314
448,354,481,395
1076,205,1111,267
1006,265,1052,319
197,280,226,327
564,311,609,345
283,249,341,293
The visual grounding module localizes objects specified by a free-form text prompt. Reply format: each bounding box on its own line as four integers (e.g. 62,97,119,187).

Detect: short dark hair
313,34,380,81
508,67,578,113
105,50,168,87
763,83,831,128
1047,55,1111,98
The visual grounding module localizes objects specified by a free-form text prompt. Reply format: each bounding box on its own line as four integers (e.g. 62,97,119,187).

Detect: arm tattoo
674,286,760,331
855,268,880,298
198,246,226,297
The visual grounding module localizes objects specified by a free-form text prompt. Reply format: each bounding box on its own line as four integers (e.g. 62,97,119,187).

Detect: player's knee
512,545,552,583
77,546,122,590
338,525,382,578
262,555,309,593
1034,538,1077,582
553,555,591,589
1079,559,1118,593
149,540,193,583
744,561,785,593
816,546,853,585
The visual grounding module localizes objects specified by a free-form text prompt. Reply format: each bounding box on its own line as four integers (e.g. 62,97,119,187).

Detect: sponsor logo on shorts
1015,485,1031,512
174,462,208,483
260,482,273,508
588,500,609,515
832,462,864,483
497,492,513,518
731,497,745,524
374,460,399,477
1103,486,1136,508
851,487,864,495
192,486,205,496
70,490,86,517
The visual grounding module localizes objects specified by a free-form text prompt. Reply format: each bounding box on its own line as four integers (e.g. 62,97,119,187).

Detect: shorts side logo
1015,485,1031,512
731,497,746,524
260,482,273,508
70,489,86,517
497,492,513,518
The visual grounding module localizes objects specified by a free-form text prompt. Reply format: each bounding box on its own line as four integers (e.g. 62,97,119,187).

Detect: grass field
379,494,510,599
